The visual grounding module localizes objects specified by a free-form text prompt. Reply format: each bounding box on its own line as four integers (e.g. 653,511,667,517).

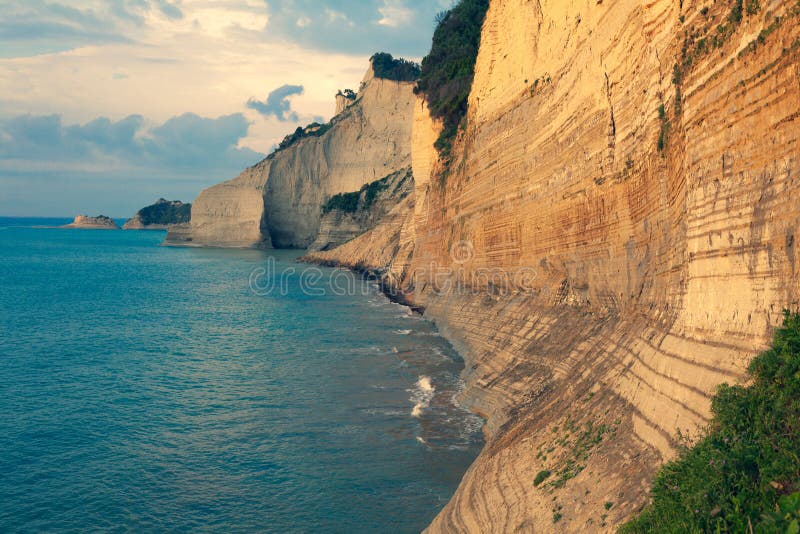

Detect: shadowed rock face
300,0,800,530
62,215,119,229
166,59,417,249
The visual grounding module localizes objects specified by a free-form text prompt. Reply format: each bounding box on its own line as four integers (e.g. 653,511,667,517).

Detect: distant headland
61,215,120,230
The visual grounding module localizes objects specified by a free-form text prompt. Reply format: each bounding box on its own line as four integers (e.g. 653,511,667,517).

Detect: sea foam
410,375,435,418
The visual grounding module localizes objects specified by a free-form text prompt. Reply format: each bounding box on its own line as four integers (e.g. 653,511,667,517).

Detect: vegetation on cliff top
134,199,191,225
268,122,332,159
369,52,420,82
415,0,490,159
621,312,800,533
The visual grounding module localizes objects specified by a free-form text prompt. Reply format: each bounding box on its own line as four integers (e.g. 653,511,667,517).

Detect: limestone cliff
305,0,800,530
165,58,416,249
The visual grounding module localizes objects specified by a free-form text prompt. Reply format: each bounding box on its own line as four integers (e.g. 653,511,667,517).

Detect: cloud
246,84,304,122
0,112,265,215
261,0,453,57
155,0,183,20
0,0,189,58
377,0,414,27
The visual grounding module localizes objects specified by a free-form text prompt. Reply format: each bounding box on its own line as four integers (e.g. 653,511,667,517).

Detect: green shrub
534,470,551,487
620,312,800,533
416,0,490,160
370,52,420,82
322,191,360,214
657,104,669,153
321,171,401,214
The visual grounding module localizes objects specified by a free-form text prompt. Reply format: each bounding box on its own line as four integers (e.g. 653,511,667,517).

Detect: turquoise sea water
0,218,483,532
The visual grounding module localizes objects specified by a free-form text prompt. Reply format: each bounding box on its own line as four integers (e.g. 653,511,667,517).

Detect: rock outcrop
307,167,413,252
123,198,190,230
301,0,800,530
62,215,120,230
165,57,417,249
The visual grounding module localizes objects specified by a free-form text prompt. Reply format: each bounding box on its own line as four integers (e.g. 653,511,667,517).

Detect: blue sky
0,0,450,217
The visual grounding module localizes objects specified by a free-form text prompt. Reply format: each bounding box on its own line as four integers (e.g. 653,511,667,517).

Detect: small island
123,198,191,230
61,215,120,230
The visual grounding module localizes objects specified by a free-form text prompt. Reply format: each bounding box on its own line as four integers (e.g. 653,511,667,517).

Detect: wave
410,375,435,418
395,329,412,335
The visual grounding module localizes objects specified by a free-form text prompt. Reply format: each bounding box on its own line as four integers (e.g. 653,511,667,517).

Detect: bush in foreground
621,312,800,532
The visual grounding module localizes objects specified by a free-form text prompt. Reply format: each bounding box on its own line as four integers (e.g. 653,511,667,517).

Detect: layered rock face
62,215,119,229
313,0,800,530
166,61,416,249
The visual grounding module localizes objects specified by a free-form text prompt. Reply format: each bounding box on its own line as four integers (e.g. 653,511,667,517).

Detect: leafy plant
621,312,800,533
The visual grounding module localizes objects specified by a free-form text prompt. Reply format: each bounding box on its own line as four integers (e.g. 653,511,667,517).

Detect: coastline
299,252,496,531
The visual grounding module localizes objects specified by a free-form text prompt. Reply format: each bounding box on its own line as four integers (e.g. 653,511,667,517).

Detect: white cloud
324,8,350,25
296,16,311,28
377,0,413,27
0,3,368,154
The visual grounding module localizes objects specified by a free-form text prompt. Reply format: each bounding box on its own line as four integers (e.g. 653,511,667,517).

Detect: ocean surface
0,218,483,533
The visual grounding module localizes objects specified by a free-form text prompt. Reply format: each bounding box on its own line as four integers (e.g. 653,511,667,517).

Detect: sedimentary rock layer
314,0,800,530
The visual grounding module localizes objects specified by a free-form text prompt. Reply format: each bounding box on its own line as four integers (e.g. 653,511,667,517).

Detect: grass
620,312,800,533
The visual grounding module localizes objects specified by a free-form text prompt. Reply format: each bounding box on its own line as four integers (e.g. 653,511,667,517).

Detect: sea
0,218,483,533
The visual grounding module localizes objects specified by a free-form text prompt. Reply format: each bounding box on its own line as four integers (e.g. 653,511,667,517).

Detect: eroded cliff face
166,62,416,249
313,0,800,530
307,167,413,252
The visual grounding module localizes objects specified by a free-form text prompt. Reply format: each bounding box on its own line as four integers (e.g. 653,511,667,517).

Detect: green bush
370,52,420,82
534,470,551,487
621,312,800,533
416,0,490,159
321,172,398,214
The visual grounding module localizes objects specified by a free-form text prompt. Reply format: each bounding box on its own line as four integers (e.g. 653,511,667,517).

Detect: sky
0,0,450,217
